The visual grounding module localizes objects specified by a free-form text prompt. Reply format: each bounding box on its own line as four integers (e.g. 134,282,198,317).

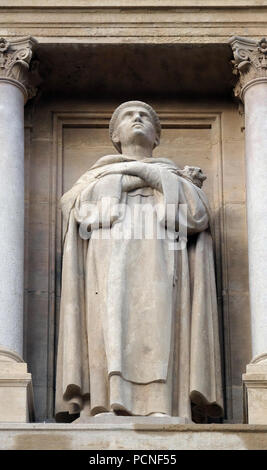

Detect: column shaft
244,81,267,358
0,82,24,357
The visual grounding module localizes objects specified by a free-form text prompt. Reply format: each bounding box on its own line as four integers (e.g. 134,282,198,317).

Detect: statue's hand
177,166,207,188
96,162,163,192
121,175,146,192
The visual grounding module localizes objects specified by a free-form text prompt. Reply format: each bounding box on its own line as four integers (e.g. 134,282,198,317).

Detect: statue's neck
121,143,153,160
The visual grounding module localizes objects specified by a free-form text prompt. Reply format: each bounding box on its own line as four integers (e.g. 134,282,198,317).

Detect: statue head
109,101,161,154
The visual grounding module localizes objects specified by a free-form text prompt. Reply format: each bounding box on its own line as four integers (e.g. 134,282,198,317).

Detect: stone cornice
1,8,267,45
0,36,38,102
229,36,267,101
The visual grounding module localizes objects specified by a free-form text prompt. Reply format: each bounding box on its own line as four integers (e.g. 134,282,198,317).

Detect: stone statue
55,101,223,423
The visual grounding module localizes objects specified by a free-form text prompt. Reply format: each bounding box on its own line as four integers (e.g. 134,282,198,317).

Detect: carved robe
55,155,223,421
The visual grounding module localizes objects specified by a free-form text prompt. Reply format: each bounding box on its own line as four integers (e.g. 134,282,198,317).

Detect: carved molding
0,36,38,102
250,352,267,365
229,36,267,101
0,346,24,363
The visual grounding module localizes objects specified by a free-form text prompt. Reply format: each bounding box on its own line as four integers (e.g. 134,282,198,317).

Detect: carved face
112,105,159,151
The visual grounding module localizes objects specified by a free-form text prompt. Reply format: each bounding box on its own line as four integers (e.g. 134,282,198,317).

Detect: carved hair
109,100,161,153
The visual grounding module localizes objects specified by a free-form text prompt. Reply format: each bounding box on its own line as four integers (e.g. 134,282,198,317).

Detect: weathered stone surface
1,422,267,450
0,2,267,44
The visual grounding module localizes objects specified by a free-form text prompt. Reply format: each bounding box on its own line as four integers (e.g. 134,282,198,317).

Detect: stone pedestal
243,354,267,424
0,348,34,422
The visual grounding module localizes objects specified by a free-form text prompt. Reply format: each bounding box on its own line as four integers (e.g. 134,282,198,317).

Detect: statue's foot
149,412,170,417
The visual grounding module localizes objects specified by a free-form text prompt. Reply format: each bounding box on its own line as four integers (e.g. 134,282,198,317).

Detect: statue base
74,413,190,425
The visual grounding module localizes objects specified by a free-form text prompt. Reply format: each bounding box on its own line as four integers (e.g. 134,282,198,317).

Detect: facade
0,0,267,449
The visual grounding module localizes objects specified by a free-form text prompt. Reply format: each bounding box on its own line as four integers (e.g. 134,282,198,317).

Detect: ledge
2,1,267,8
1,422,267,450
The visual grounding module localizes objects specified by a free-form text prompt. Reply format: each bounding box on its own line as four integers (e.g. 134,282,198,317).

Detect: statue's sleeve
60,171,97,242
189,230,224,418
177,177,210,234
55,208,89,421
176,175,223,418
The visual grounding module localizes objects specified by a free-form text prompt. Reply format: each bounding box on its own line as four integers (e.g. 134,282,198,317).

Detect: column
230,36,267,424
0,36,37,422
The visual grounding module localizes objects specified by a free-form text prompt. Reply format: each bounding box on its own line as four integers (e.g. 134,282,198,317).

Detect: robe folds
55,154,224,422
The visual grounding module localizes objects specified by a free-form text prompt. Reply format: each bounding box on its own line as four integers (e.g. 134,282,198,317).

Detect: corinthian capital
0,36,38,102
229,36,267,101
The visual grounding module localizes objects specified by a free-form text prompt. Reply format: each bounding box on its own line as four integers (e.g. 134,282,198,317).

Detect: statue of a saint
55,101,223,422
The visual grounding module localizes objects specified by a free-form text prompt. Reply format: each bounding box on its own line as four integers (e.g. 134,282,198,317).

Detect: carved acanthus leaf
0,37,38,100
229,36,267,100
